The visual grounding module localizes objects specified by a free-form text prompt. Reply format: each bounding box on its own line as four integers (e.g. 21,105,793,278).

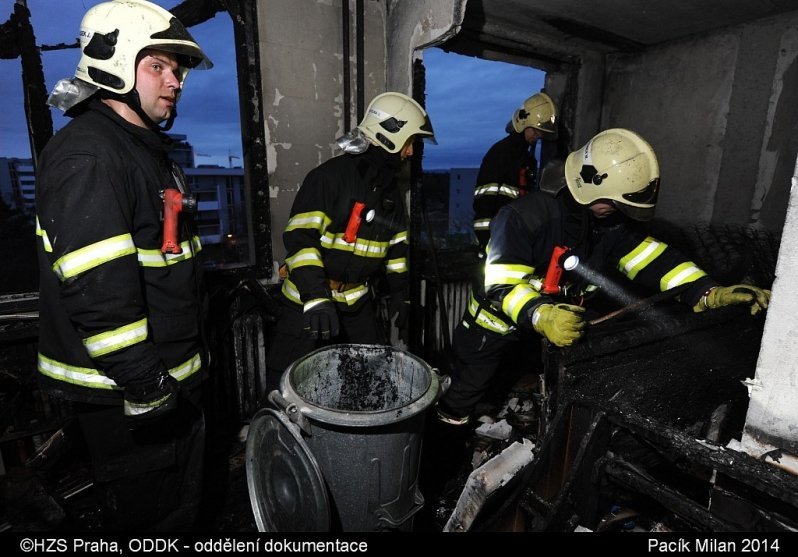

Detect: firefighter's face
135,49,182,124
524,127,541,145
589,200,617,218
400,137,415,161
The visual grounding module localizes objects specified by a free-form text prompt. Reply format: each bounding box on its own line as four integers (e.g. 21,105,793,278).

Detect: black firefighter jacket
35,99,204,404
473,132,538,251
474,190,718,334
280,147,408,313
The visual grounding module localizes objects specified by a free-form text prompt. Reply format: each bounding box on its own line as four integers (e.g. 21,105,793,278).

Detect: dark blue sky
1,0,544,170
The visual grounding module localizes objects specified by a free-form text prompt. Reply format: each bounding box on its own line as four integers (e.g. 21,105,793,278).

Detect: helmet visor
621,177,659,206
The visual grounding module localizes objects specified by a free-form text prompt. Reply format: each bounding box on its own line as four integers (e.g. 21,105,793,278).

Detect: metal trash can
246,343,441,532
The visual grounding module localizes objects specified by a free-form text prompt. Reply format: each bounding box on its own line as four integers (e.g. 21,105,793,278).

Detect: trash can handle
268,390,312,435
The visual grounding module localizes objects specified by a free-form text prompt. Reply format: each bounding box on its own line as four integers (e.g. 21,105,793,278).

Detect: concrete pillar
741,153,798,466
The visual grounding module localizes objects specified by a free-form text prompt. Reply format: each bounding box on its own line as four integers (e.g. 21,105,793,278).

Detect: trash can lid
246,408,330,532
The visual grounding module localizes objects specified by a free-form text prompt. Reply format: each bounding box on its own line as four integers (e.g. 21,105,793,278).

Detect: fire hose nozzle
161,188,196,254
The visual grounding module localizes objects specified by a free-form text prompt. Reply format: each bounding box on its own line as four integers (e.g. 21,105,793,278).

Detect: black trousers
265,296,384,391
74,394,205,531
440,321,541,418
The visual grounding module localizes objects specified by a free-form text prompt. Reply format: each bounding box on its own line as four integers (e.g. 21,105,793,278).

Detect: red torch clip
161,188,196,254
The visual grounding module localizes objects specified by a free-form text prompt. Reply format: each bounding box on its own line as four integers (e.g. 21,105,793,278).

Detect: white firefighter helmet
75,0,212,95
511,92,557,138
356,92,436,154
564,128,660,221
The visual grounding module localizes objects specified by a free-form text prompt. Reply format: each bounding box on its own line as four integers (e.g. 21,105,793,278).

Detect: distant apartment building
448,168,478,238
0,157,36,216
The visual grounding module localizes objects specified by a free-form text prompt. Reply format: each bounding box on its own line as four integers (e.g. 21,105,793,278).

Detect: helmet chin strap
101,89,176,132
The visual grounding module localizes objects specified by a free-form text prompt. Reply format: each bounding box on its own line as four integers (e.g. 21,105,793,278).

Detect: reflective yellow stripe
303,298,330,312
618,236,667,280
52,233,136,281
282,278,303,305
137,236,202,267
37,352,201,390
385,257,407,274
320,231,389,258
467,294,512,334
331,284,370,305
485,263,535,286
284,276,370,308
390,231,408,245
474,183,519,198
286,247,324,271
661,262,707,291
36,216,53,253
82,318,148,358
124,392,173,416
501,284,539,323
474,219,491,231
285,211,331,233
168,353,202,381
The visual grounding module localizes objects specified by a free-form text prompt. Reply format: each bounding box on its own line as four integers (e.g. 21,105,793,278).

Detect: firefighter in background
472,91,558,250
445,92,559,420
436,128,771,425
36,0,211,530
266,92,436,382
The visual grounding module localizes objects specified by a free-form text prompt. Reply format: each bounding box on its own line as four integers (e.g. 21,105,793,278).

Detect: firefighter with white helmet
50,0,212,129
36,0,211,529
437,128,771,426
472,91,558,250
266,92,436,382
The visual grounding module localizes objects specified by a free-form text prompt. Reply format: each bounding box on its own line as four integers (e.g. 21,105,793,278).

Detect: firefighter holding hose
436,128,772,426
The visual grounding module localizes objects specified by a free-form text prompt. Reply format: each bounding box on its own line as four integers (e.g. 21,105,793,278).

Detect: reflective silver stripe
137,236,202,267
286,248,324,271
385,257,408,274
661,262,707,291
331,284,370,305
618,237,666,280
38,352,201,390
320,232,389,258
474,183,520,198
390,231,408,245
53,233,136,281
467,296,512,334
169,353,202,381
124,392,173,416
36,216,53,252
485,263,535,286
304,298,330,312
474,219,491,231
281,278,303,305
82,318,148,358
501,284,539,323
285,211,331,232
38,354,117,389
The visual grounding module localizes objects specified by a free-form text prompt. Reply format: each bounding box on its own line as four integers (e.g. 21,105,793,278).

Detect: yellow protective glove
531,303,586,347
694,285,772,316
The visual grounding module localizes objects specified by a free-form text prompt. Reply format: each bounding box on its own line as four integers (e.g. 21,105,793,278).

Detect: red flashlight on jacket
343,201,375,243
542,245,578,295
161,188,196,254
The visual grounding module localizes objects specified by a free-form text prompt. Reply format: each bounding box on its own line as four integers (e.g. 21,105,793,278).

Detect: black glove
123,370,179,427
303,300,340,340
390,297,410,344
